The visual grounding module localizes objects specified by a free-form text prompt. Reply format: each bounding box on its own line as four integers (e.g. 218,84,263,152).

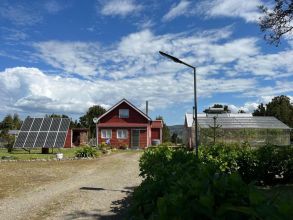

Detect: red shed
96,99,163,149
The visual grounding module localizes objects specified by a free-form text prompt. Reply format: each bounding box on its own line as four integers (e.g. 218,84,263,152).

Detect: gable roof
185,113,291,129
97,98,152,122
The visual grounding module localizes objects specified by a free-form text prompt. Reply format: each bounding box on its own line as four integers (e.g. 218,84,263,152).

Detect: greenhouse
184,113,291,147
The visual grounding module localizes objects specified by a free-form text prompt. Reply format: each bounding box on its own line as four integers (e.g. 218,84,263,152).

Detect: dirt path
0,152,142,220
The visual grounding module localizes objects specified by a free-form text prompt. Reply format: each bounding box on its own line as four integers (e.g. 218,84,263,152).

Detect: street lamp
159,51,199,157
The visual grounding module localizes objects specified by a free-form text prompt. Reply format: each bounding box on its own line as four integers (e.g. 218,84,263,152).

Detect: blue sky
0,0,292,125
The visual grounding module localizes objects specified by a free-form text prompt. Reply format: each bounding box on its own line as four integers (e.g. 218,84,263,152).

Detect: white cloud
0,67,257,117
229,102,259,113
199,0,263,22
33,27,261,79
0,4,42,26
99,0,142,16
44,0,66,14
34,41,101,77
234,51,293,78
162,0,191,22
0,27,28,41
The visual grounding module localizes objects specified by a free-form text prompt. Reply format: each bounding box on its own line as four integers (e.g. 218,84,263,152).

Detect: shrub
75,146,98,158
200,143,293,185
129,147,292,219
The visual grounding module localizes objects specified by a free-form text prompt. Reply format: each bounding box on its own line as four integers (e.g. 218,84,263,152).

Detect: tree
0,114,22,132
46,113,69,118
253,103,266,116
79,105,106,138
156,116,170,143
171,133,178,144
238,110,246,113
203,104,231,113
259,0,293,45
253,95,293,127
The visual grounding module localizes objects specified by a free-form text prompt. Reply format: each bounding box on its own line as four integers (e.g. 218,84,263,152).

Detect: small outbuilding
184,113,291,147
64,128,89,148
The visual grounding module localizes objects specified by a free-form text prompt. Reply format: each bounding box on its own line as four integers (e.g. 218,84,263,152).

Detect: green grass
0,147,91,160
0,147,141,160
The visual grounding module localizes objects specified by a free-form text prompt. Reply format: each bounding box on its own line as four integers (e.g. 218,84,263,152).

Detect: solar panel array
13,118,70,148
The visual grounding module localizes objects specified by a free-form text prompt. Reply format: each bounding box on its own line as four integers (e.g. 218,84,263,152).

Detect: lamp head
159,51,183,64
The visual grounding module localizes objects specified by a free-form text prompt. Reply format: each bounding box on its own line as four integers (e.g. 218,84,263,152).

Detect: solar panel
34,132,47,148
13,132,28,148
24,132,38,148
44,132,57,148
31,118,43,131
55,132,67,148
21,118,34,131
13,117,70,149
50,118,61,131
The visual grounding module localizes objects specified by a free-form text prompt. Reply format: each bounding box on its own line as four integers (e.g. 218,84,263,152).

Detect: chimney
146,101,149,116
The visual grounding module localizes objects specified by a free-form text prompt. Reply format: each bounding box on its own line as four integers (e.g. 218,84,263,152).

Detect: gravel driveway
0,152,142,220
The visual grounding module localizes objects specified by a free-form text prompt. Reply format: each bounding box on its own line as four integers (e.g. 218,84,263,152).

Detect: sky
0,0,292,125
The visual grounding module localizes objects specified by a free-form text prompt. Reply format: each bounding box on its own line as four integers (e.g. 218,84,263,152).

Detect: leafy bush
200,143,293,185
129,147,292,219
75,146,98,157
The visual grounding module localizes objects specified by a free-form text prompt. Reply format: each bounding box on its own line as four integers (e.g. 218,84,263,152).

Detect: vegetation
0,114,22,132
259,0,293,45
128,144,293,219
0,147,84,160
74,146,99,157
79,105,106,138
253,95,293,128
203,104,231,114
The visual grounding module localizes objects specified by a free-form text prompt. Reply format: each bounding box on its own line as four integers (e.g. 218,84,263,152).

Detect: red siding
151,128,160,139
139,129,147,148
97,100,163,148
97,127,149,148
99,102,149,124
64,129,72,148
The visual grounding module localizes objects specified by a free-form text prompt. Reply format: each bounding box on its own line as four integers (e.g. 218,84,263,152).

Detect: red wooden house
96,99,163,149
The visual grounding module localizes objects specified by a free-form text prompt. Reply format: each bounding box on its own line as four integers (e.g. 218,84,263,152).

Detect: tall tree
253,95,293,127
46,114,69,118
156,116,170,143
12,114,22,129
171,132,178,144
80,105,106,138
253,103,266,116
259,0,293,45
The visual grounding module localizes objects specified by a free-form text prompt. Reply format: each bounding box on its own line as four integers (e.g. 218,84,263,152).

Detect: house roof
185,113,291,129
97,98,152,122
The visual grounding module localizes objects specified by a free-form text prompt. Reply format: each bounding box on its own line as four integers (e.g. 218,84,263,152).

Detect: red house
96,99,163,149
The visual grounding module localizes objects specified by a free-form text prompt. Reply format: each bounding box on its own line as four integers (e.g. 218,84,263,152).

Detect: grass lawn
0,147,95,160
0,147,142,160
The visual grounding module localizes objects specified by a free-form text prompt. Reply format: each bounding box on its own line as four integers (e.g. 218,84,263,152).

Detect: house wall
97,127,148,148
151,128,160,139
64,129,72,148
99,102,149,124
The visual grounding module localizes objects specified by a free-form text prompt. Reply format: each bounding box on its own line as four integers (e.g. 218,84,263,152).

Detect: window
117,129,128,139
101,129,112,139
119,109,129,118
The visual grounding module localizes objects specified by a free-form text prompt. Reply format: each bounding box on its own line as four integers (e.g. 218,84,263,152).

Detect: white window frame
101,129,112,139
119,109,129,118
117,129,128,139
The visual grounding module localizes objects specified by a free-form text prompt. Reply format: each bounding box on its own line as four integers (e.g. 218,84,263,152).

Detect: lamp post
159,51,198,157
